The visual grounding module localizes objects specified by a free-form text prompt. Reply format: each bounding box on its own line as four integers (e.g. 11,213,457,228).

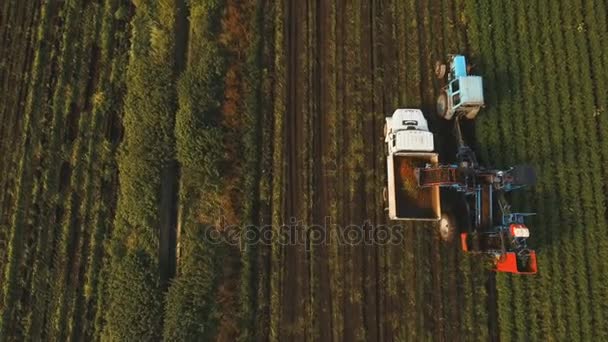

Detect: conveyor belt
418,167,459,186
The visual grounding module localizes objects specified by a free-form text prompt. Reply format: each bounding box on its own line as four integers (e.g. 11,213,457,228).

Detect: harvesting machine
384,54,538,274
417,115,538,274
431,54,537,274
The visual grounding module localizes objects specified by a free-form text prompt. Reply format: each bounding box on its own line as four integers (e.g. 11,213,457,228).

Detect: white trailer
384,109,441,221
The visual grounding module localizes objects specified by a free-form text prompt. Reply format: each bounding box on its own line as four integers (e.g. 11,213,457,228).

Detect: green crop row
573,0,608,334
464,0,608,340
163,213,220,340
102,249,163,341
0,0,55,338
162,0,226,340
48,4,104,340
101,0,177,340
268,0,286,339
0,0,40,297
84,1,133,340
236,0,274,339
0,0,40,216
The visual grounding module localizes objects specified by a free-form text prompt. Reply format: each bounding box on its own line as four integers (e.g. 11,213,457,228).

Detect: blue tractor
435,55,484,120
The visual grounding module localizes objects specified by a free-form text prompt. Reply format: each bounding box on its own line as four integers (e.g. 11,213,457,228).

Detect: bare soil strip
159,0,188,290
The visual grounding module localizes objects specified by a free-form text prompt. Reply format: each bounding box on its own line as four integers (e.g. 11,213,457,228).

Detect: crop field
0,0,607,341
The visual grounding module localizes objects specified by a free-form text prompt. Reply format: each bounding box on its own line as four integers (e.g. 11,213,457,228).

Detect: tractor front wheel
435,61,447,79
436,92,449,119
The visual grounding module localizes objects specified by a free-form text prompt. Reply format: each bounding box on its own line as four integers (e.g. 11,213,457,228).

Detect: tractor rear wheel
435,61,446,79
436,92,449,119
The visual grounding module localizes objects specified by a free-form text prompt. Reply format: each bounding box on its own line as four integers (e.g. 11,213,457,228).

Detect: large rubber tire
436,92,449,119
435,61,446,79
464,106,480,120
438,213,456,242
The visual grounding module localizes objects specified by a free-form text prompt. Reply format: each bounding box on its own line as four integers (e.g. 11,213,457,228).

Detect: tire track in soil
379,1,403,340
311,0,333,339
341,0,366,340
281,0,306,339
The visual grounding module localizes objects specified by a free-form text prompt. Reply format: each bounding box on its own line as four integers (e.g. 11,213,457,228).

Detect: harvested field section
265,0,492,340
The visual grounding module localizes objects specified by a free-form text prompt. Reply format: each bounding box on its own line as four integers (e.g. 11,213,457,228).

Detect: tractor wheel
435,61,447,79
438,213,456,242
436,92,449,119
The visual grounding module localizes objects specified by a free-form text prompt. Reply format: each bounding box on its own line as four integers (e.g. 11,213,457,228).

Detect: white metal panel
394,130,434,152
459,76,484,105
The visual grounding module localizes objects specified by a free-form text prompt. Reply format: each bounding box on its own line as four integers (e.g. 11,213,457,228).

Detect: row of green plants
85,0,133,340
235,0,275,339
268,0,286,339
0,0,255,340
10,0,81,336
0,0,39,217
570,0,608,334
162,0,226,339
0,0,41,292
471,0,553,339
101,0,177,339
0,0,132,340
0,0,56,338
47,4,104,340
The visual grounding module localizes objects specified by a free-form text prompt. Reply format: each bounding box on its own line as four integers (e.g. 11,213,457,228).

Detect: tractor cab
436,55,485,120
384,109,435,153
